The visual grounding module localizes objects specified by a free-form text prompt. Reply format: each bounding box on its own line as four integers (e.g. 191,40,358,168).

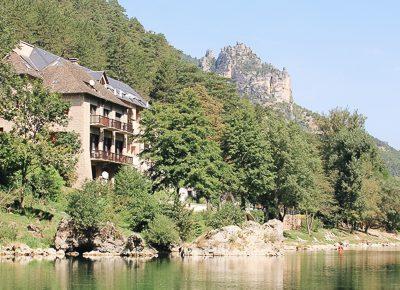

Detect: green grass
0,187,136,249
0,187,71,248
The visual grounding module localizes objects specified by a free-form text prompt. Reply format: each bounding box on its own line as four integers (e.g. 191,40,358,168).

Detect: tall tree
221,100,275,209
319,108,386,231
0,77,79,206
262,109,333,221
140,88,224,201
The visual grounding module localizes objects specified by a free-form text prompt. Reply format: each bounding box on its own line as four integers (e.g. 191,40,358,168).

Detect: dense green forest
1,0,400,249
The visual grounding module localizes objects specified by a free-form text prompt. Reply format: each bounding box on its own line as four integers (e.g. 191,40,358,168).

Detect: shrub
250,209,265,223
114,166,158,231
207,202,245,229
114,166,152,197
0,189,14,211
0,222,17,243
163,200,194,241
30,166,64,201
128,195,159,232
192,213,209,238
66,181,110,231
301,217,323,233
144,214,179,250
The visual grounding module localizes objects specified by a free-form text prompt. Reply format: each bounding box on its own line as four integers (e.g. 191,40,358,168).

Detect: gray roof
15,42,148,108
22,46,61,70
84,68,148,108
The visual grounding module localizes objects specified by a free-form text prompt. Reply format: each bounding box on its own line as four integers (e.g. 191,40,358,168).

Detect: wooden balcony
90,115,134,134
90,150,133,164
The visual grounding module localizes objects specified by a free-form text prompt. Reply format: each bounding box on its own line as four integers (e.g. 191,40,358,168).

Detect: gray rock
184,219,284,256
54,218,157,258
200,43,293,111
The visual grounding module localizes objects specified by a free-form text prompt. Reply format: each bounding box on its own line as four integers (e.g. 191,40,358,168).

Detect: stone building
0,41,148,186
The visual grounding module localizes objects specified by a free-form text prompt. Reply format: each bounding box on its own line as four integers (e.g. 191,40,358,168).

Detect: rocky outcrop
182,220,284,256
199,50,216,72
200,43,293,109
54,218,157,258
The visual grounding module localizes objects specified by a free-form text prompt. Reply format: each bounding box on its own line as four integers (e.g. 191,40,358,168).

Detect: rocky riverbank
2,218,400,262
179,220,284,257
0,243,65,260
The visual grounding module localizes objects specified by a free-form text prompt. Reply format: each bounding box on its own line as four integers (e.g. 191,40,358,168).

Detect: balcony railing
90,150,133,164
90,115,134,134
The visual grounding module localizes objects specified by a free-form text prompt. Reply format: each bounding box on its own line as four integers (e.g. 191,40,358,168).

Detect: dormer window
100,72,109,85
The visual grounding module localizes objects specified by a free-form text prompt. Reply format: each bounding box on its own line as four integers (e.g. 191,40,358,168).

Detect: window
103,137,112,152
115,140,123,155
90,134,99,152
115,112,122,120
90,105,97,115
103,109,110,117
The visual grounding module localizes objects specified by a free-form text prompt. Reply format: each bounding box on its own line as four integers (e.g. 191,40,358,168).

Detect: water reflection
1,250,400,289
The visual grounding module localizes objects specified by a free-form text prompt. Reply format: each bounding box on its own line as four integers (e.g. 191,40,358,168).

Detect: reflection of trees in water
284,251,400,289
1,251,400,289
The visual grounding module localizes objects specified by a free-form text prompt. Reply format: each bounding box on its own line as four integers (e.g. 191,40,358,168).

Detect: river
1,250,400,289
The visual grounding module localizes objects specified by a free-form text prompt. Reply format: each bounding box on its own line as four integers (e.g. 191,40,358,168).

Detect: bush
207,202,245,229
301,217,323,233
163,200,194,241
250,209,265,223
0,222,17,243
192,213,209,238
114,166,158,231
114,166,151,197
128,195,159,232
30,166,64,201
66,181,110,231
0,189,15,211
144,214,179,250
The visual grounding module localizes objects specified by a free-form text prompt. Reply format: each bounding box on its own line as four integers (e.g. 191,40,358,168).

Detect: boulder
44,248,57,256
66,251,79,257
12,243,32,256
184,220,284,256
54,218,157,258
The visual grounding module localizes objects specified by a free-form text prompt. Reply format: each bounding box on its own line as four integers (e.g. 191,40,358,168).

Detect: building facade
0,42,148,186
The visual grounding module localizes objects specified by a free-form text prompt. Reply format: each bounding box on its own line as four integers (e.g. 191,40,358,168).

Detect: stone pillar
122,134,128,155
98,128,104,151
111,131,116,154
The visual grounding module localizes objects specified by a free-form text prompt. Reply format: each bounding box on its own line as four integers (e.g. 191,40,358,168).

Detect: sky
120,0,400,149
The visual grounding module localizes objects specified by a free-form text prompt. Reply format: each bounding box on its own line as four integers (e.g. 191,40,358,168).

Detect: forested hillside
1,0,400,248
1,0,234,100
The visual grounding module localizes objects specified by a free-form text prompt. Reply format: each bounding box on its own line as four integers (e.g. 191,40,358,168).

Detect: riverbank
284,227,400,252
2,206,400,260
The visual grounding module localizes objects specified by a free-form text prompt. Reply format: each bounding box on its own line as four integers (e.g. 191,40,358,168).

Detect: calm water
1,250,400,289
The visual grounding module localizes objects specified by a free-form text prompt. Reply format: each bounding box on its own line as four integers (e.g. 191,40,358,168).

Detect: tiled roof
7,42,148,108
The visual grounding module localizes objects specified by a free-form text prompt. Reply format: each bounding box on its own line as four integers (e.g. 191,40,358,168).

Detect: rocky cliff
200,42,400,176
200,43,293,108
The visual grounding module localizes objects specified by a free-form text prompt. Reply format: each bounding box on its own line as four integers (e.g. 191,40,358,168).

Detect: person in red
338,242,344,254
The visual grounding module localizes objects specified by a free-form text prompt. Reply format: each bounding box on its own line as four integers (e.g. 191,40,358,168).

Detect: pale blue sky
120,0,400,149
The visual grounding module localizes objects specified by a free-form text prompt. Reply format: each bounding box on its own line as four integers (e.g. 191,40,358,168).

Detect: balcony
90,115,134,134
90,150,133,165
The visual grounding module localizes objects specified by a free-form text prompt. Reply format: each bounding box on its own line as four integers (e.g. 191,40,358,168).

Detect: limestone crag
200,43,293,107
182,220,284,256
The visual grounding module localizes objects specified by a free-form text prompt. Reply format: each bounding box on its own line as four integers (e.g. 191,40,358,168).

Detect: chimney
68,57,79,65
